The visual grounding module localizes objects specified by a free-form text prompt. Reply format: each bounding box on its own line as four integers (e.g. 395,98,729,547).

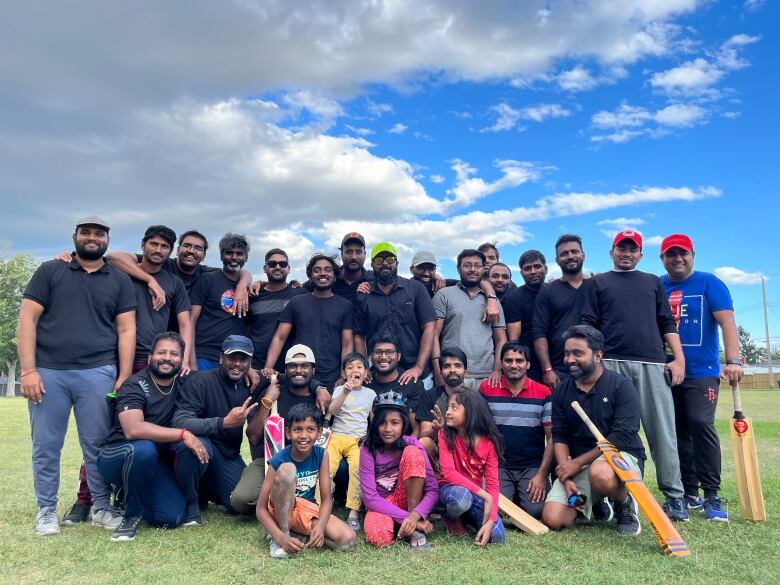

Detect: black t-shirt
23,258,137,369
132,270,191,362
105,369,182,444
503,283,542,374
305,267,374,304
159,257,219,293
247,285,308,370
190,270,246,361
414,385,451,423
278,294,354,387
370,374,425,414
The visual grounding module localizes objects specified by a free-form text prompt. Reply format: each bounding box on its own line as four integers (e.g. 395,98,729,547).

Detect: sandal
410,531,432,550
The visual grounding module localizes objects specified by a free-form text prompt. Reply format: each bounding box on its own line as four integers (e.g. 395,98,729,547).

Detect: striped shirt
479,376,551,470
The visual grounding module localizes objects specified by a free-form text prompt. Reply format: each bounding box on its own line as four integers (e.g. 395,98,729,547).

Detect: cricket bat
314,415,334,449
570,401,690,557
498,493,549,535
730,383,766,522
264,375,284,474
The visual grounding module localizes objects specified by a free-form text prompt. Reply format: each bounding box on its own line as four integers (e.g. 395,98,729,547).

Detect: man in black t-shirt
97,332,207,541
246,248,307,371
263,254,354,389
487,262,513,305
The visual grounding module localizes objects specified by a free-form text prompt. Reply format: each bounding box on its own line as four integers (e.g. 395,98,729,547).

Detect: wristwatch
487,294,498,300
726,358,743,366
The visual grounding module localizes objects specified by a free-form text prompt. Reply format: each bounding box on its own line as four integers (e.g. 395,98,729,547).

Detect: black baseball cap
221,335,254,356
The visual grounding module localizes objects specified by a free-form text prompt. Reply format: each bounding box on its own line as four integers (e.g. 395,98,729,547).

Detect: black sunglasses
266,260,289,268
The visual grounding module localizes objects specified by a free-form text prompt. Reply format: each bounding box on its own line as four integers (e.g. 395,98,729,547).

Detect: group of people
18,215,743,558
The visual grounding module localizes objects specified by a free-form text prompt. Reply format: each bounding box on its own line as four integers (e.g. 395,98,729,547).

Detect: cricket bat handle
731,382,744,418
570,401,607,443
269,374,279,416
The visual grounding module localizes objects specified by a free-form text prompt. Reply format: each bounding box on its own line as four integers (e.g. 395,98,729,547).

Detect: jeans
173,436,245,513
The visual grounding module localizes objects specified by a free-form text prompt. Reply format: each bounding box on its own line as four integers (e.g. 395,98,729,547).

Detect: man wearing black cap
172,335,258,524
18,215,137,535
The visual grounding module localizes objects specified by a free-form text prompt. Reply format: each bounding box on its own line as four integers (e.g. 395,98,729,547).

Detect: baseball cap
411,251,437,267
612,229,643,249
661,234,694,255
340,232,366,248
76,215,110,232
371,242,398,259
285,344,316,365
221,335,254,356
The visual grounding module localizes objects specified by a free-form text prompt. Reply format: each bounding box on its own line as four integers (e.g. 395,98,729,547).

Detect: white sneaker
269,538,290,559
92,507,124,530
36,506,60,536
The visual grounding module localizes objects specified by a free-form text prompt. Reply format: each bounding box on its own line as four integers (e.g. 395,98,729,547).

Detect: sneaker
684,494,704,511
662,497,689,522
592,497,614,522
182,502,202,526
62,502,91,525
111,516,142,541
269,538,290,559
92,507,124,530
615,495,641,536
36,506,60,536
704,497,728,522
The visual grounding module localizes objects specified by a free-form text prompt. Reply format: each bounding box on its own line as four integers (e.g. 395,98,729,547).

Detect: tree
738,325,766,365
0,252,37,396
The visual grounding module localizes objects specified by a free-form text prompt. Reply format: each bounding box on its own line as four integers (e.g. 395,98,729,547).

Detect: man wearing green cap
355,243,437,386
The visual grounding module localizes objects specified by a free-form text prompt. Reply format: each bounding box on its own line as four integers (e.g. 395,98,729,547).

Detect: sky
1,0,778,345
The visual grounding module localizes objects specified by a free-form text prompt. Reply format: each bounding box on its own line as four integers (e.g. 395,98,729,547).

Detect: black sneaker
183,502,202,526
662,497,689,522
111,516,142,542
592,497,614,522
615,494,641,536
61,502,91,525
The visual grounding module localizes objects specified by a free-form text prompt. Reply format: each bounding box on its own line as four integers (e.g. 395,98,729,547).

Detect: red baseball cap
661,233,694,255
612,229,643,249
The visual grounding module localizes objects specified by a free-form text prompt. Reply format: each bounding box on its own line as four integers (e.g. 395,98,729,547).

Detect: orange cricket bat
570,401,690,557
730,383,766,522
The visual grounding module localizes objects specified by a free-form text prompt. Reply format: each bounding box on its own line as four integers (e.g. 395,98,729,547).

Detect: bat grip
731,383,744,418
570,401,607,443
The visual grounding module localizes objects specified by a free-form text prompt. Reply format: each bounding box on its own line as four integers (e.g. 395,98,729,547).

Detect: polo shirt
190,270,246,361
432,283,506,379
479,376,551,470
131,269,191,362
355,276,436,375
23,257,137,369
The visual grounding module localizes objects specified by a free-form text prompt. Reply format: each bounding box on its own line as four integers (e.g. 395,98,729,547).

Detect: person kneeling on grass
360,391,439,549
257,403,355,559
438,388,506,547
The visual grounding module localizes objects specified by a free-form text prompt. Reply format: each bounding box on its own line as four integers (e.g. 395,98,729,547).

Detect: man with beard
172,335,258,524
230,344,331,515
263,254,354,389
190,233,251,371
505,250,548,382
487,263,513,305
542,325,645,536
432,249,506,387
18,216,136,535
479,342,552,520
246,249,308,373
581,229,687,521
303,232,374,303
355,242,436,387
478,242,517,290
532,235,591,389
97,332,207,541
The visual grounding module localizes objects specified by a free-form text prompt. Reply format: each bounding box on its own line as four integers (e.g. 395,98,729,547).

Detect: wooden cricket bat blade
498,493,549,535
730,384,766,522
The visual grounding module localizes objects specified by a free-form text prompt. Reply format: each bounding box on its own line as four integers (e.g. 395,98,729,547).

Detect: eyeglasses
372,349,397,357
266,260,289,268
459,263,483,270
179,243,205,253
373,255,397,265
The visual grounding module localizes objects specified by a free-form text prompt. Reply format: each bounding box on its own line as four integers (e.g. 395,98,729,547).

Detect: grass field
1,392,778,585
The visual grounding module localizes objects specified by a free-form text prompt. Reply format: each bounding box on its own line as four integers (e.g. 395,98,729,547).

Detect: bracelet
431,356,440,362
487,294,498,300
261,397,274,409
543,367,553,373
726,359,743,366
21,369,38,378
178,428,187,441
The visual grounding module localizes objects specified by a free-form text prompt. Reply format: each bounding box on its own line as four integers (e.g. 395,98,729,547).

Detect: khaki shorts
268,497,320,535
546,451,642,520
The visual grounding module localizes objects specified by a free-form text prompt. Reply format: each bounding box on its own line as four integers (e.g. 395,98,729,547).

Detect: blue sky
1,0,777,345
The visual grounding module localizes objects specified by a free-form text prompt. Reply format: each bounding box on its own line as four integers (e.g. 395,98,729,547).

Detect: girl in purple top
359,391,439,549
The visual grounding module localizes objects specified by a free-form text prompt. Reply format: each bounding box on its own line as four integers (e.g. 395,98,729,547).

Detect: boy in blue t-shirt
257,403,355,559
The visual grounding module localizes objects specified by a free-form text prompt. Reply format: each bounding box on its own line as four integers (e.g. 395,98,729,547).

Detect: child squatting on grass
256,403,355,559
327,352,376,531
359,391,439,549
438,388,506,546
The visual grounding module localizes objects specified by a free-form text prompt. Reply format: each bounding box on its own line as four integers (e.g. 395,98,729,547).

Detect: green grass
1,391,778,585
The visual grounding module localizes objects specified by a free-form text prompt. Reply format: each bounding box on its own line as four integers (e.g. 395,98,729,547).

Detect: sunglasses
266,260,289,268
373,255,397,265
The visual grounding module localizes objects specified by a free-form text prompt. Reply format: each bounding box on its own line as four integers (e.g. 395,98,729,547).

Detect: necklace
151,377,176,396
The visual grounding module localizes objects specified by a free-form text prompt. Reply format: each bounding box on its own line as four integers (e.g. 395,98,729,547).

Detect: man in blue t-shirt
661,233,743,522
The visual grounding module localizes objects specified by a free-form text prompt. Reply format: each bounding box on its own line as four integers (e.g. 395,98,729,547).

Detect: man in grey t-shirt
432,248,506,387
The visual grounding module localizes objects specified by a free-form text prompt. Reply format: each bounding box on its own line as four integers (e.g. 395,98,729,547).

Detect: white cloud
444,159,541,210
744,0,765,11
366,100,393,117
520,103,572,123
557,66,599,91
592,104,653,129
598,217,645,227
430,174,445,184
714,267,765,285
345,125,374,136
388,122,408,134
282,90,344,128
591,102,707,142
482,104,522,133
654,103,707,127
483,103,571,132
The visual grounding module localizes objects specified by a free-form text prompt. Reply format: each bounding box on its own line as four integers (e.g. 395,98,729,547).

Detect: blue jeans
29,365,116,510
172,437,245,513
440,483,506,543
196,358,220,371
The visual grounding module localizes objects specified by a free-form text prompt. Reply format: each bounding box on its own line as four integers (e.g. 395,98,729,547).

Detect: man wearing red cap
581,229,688,521
660,233,741,522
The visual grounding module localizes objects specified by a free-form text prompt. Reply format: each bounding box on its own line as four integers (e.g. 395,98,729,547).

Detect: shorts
268,496,320,535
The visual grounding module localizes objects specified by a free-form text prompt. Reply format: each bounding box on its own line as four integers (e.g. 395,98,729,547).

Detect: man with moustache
246,249,308,373
354,242,436,387
172,335,258,524
303,232,374,303
478,242,517,290
18,216,136,535
487,263,513,305
97,332,207,541
505,250,548,382
532,234,592,389
263,254,354,389
190,233,251,370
